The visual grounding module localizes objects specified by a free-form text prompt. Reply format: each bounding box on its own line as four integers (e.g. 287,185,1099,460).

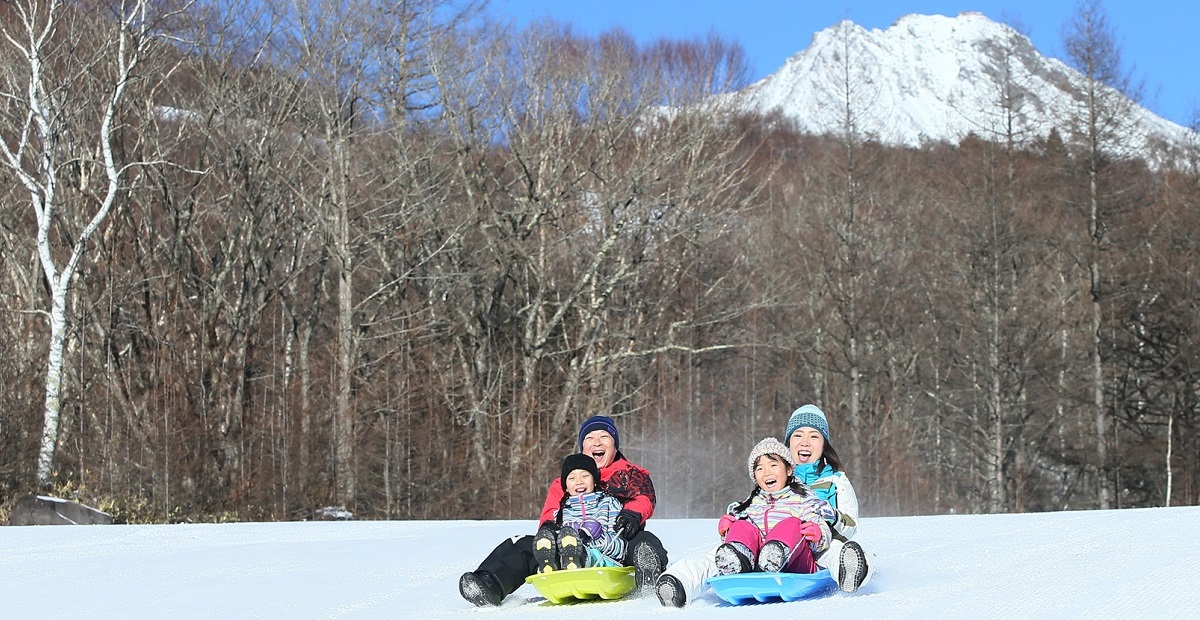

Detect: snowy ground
2,506,1198,619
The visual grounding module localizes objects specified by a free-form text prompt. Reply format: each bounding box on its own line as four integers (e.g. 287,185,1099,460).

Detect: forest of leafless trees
0,0,1196,523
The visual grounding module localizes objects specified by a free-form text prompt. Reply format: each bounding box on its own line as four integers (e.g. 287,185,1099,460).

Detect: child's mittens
578,519,604,542
798,520,824,544
717,514,737,537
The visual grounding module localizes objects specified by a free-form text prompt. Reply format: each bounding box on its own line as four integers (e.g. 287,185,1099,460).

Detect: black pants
476,528,669,597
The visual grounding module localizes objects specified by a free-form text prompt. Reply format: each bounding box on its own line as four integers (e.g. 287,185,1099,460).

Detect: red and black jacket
539,453,656,526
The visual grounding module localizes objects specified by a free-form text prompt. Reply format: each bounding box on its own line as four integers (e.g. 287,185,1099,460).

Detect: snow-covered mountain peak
736,12,1193,160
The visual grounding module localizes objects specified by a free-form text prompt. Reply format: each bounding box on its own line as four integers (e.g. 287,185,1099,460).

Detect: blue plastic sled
706,569,837,605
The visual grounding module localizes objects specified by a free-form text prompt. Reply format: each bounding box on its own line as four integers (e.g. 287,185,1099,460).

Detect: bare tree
794,20,889,469
1062,0,1141,509
430,21,762,512
263,0,479,511
942,24,1056,513
0,0,181,487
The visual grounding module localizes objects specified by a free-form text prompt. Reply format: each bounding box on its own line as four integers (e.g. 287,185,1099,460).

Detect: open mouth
796,450,812,461
591,449,606,460
764,475,779,487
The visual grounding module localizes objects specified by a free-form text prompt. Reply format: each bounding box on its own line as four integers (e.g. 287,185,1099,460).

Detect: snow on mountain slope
735,13,1194,159
1,506,1198,618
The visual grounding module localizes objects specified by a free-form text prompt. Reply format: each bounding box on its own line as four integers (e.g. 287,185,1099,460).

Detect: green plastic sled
523,566,636,604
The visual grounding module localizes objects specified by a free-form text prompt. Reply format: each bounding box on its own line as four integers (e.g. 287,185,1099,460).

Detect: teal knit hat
785,405,830,445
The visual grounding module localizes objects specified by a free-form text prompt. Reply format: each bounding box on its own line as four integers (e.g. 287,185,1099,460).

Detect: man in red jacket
459,415,668,606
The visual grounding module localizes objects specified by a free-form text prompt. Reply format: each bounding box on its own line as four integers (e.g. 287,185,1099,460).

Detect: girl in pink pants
714,437,837,575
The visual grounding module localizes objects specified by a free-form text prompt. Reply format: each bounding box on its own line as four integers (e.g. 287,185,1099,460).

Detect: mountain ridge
733,12,1194,159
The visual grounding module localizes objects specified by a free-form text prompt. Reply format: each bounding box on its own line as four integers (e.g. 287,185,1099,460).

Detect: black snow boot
458,570,503,607
715,542,753,575
557,526,586,570
757,540,792,572
631,538,664,592
655,573,686,608
533,525,559,573
838,540,869,593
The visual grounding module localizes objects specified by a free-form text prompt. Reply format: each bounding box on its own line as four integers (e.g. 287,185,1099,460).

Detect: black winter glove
613,509,642,541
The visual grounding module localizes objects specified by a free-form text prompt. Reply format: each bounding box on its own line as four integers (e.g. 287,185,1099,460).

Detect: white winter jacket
795,464,860,542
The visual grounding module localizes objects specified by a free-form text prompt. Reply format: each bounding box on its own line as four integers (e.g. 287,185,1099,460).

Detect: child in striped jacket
534,453,628,572
714,437,837,575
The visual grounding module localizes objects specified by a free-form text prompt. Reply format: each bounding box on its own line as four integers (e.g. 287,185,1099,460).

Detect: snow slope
2,506,1198,619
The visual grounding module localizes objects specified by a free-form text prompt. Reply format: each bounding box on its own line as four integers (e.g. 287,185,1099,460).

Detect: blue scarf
793,462,838,507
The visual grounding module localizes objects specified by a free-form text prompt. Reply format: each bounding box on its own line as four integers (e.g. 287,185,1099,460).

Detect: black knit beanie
560,453,602,492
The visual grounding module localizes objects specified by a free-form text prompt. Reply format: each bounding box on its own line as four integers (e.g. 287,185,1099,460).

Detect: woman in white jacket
655,404,872,607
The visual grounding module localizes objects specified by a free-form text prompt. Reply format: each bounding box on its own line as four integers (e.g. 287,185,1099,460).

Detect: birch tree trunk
0,0,156,487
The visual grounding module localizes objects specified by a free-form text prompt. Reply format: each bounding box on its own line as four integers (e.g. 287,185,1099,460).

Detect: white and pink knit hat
746,437,794,479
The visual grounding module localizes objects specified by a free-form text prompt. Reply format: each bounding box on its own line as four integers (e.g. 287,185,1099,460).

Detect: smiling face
565,469,596,497
581,430,616,469
789,427,826,465
753,454,792,492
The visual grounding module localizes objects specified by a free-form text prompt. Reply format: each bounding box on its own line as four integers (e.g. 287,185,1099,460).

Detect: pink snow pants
723,517,819,573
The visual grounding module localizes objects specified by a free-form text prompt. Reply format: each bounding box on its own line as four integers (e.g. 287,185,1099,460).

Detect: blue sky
489,0,1198,128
